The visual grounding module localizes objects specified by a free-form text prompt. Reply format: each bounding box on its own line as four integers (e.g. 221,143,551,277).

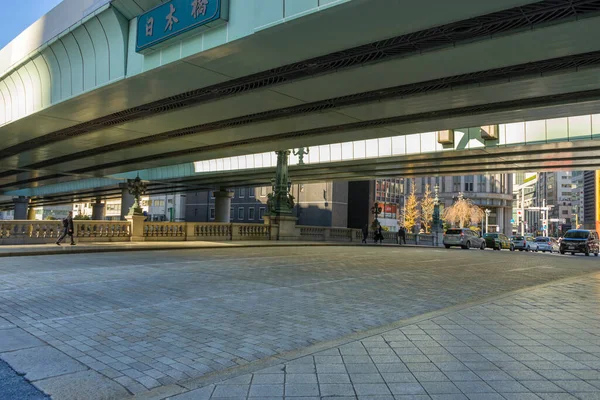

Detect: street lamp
485,208,491,235
127,175,147,216
433,184,440,233
371,202,382,227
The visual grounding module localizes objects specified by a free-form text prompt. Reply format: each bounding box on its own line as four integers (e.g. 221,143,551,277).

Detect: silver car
535,237,559,253
511,235,539,252
444,228,486,250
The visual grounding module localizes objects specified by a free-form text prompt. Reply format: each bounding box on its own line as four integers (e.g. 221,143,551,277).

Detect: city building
347,179,404,232
583,171,599,231
536,172,574,235
349,175,513,235
572,171,585,228
146,194,186,222
513,173,539,234
410,175,513,236
185,182,348,227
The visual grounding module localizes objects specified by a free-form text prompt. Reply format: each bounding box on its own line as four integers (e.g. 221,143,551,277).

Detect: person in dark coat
376,225,384,244
398,225,407,245
57,211,75,246
361,224,369,243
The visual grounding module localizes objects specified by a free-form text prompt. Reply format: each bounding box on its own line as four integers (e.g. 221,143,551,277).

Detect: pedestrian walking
398,226,407,245
361,224,369,243
376,225,384,244
57,211,75,246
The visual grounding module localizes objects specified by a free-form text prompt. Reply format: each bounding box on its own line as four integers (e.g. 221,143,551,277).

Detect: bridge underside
2,139,599,209
1,0,600,200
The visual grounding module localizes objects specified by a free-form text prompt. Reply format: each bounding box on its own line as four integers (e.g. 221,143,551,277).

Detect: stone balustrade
75,221,131,241
1,220,437,246
0,220,63,244
299,226,327,241
143,222,186,241
234,223,270,240
0,220,131,244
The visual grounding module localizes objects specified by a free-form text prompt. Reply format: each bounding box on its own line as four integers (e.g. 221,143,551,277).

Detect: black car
559,229,599,256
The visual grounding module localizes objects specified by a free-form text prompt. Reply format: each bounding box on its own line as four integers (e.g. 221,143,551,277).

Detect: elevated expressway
1,0,600,207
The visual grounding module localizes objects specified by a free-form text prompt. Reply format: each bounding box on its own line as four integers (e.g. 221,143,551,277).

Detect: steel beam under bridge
3,139,600,209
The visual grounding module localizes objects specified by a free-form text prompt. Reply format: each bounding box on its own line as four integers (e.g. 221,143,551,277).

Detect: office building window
464,176,474,192
260,187,267,197
453,176,461,192
210,191,215,199
239,188,245,198
249,188,255,198
238,207,244,220
210,208,215,220
259,208,266,220
478,175,487,192
230,208,234,220
248,207,255,220
490,175,498,193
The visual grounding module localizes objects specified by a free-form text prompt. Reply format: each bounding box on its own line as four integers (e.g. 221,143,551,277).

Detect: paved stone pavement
177,273,600,400
0,246,599,399
0,241,371,258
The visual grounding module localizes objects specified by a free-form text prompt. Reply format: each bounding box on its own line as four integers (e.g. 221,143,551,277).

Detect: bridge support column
13,196,29,220
214,189,233,222
92,198,106,220
264,150,298,240
27,207,36,220
119,184,135,221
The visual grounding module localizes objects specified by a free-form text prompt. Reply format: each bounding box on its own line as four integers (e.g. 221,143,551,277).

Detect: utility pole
521,185,525,235
542,198,548,237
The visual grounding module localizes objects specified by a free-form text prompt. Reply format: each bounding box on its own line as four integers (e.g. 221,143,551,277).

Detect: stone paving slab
0,246,599,399
1,345,88,381
159,273,600,400
33,370,130,400
0,328,45,352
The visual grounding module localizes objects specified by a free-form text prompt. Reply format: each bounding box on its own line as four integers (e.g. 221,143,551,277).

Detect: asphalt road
0,359,48,400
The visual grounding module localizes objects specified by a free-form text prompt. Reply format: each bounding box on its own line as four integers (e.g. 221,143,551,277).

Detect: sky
0,0,63,49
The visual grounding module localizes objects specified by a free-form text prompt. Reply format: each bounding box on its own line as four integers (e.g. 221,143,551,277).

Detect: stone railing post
185,222,195,241
125,215,145,242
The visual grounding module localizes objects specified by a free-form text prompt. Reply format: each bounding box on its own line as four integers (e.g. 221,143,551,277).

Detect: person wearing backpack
56,211,75,246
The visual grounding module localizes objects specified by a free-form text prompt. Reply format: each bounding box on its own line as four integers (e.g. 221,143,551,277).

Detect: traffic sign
510,218,515,224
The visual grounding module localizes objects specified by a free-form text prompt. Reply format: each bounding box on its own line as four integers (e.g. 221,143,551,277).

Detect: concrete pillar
92,198,106,220
214,190,233,222
119,184,135,220
27,207,36,220
13,196,29,220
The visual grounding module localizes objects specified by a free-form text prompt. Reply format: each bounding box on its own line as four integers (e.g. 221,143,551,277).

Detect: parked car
511,235,539,252
444,228,486,250
559,229,600,256
484,233,515,251
535,237,559,253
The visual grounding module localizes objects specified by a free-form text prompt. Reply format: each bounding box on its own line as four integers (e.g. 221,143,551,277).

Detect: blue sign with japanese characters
136,0,228,53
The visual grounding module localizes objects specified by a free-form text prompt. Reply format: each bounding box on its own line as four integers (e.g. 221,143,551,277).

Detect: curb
0,242,440,257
